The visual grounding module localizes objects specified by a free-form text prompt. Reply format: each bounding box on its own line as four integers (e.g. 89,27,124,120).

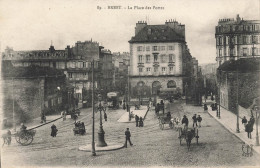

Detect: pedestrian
124,128,133,148
197,115,202,127
104,112,107,121
192,114,198,127
62,111,67,121
245,121,253,139
250,115,255,126
20,123,27,132
135,115,139,127
211,94,214,101
242,116,247,129
51,124,58,137
167,112,171,118
181,115,189,127
123,102,126,110
204,104,208,112
160,100,165,114
156,103,160,114
40,111,46,123
139,117,144,127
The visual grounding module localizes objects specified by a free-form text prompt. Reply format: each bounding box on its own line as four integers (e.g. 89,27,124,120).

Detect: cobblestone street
2,100,260,167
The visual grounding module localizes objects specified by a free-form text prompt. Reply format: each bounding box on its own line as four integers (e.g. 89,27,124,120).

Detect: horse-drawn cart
14,129,36,146
158,116,173,130
178,127,199,150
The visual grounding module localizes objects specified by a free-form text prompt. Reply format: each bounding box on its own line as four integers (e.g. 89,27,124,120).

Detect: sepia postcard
1,0,260,168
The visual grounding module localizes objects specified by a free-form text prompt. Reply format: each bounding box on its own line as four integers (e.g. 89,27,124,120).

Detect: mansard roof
129,25,185,43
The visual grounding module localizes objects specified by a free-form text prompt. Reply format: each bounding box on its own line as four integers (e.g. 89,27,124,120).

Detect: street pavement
1,101,260,167
205,99,260,154
118,105,150,123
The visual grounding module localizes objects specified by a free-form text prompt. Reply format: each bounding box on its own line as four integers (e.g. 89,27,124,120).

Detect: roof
218,58,260,72
129,25,185,43
1,60,65,78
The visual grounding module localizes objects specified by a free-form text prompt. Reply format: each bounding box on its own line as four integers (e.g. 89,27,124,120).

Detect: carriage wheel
19,132,33,146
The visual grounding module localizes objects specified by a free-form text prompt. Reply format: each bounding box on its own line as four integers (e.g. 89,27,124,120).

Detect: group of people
135,115,144,127
242,115,255,139
181,114,202,128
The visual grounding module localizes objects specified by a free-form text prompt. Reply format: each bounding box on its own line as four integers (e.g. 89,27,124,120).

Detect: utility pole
91,60,96,156
236,64,240,133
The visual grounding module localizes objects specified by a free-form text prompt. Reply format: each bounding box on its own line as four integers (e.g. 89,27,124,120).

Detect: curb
207,109,260,155
28,116,63,130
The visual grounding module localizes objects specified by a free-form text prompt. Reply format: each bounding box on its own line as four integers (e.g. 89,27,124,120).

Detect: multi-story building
128,20,195,99
215,14,260,67
1,40,107,106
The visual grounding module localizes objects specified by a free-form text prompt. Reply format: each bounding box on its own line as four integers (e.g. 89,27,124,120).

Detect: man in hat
124,128,133,148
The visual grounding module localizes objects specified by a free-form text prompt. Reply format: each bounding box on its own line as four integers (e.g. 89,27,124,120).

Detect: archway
167,80,177,88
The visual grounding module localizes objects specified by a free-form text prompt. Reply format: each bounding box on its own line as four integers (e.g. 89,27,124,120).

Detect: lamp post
91,60,96,156
236,64,240,133
185,83,188,104
96,94,107,147
127,65,131,121
253,105,259,146
217,70,221,119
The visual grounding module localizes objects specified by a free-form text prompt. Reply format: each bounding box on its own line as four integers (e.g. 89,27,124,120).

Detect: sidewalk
207,106,260,154
117,105,151,123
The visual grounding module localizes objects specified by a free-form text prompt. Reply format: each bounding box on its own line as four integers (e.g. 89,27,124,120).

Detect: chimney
135,21,147,35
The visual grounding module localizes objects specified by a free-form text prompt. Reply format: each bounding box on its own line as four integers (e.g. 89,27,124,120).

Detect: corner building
215,14,260,67
128,20,194,99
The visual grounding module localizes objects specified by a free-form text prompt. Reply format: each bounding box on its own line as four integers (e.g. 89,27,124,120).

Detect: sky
0,0,259,64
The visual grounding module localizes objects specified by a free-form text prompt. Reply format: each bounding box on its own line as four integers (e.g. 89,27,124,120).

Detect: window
137,46,143,51
138,55,143,63
154,67,158,72
154,54,158,62
169,54,175,62
161,55,166,63
162,67,166,71
83,62,86,68
69,73,73,78
146,46,150,51
252,47,256,56
169,67,173,71
230,48,234,56
146,67,151,72
139,68,143,72
146,55,150,63
168,46,174,50
161,46,165,51
243,36,247,44
219,49,222,57
224,48,227,56
219,37,222,45
152,46,158,51
252,36,257,43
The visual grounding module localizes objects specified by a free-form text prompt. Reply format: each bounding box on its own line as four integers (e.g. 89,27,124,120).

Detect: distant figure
40,111,46,123
192,114,197,127
250,116,255,126
20,123,27,131
124,128,133,148
242,116,247,129
2,130,12,147
155,103,160,114
135,115,139,127
139,117,144,127
197,115,202,127
245,121,253,139
211,94,214,101
181,115,189,127
51,124,58,137
123,103,126,110
160,100,165,114
104,112,107,121
204,104,208,111
167,112,171,118
62,111,67,121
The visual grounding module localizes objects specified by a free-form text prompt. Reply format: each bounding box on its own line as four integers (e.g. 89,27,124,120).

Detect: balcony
168,61,175,66
137,62,144,67
153,61,160,67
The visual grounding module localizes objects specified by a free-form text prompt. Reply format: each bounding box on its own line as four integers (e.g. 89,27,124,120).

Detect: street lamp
185,83,188,104
253,105,259,146
91,60,96,156
217,70,221,119
96,94,107,147
236,64,240,133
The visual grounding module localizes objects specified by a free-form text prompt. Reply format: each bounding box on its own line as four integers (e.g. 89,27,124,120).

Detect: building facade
129,20,195,99
2,40,108,106
215,14,260,67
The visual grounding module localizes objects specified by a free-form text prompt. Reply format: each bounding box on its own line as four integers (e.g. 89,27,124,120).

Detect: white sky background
0,0,259,64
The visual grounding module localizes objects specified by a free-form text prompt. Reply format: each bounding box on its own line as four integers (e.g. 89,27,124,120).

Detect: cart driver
20,123,27,133
181,115,189,130
167,112,171,118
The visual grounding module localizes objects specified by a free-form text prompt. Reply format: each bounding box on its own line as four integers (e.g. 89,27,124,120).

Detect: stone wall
2,78,44,124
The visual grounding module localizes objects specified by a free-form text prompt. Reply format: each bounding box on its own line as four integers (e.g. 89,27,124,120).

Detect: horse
185,128,199,151
2,130,12,147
